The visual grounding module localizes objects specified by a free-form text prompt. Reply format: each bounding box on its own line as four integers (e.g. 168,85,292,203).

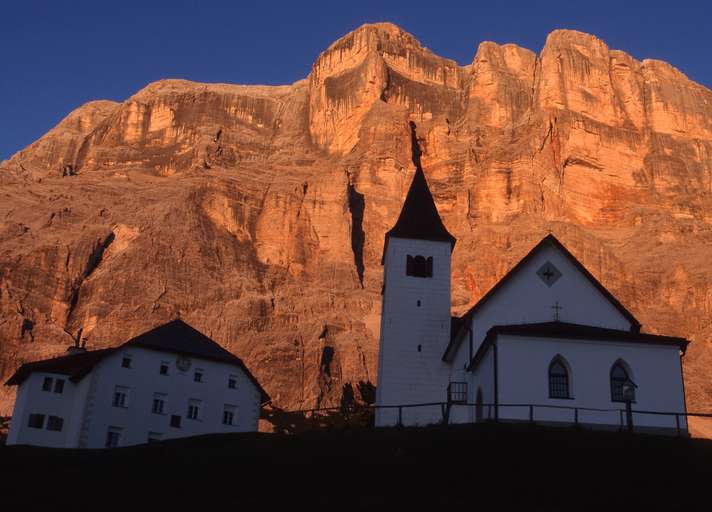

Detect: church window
447,382,468,404
548,357,570,399
417,344,422,352
406,255,433,278
610,361,633,402
417,300,421,307
42,377,53,392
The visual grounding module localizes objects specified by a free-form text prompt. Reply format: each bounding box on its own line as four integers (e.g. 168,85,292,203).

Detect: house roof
5,319,270,404
381,122,456,263
443,234,642,361
5,348,115,386
467,321,689,372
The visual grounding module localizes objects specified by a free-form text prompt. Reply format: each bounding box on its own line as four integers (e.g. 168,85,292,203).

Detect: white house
375,130,689,435
5,319,270,448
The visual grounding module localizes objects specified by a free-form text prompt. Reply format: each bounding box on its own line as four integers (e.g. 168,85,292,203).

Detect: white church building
5,319,270,448
375,130,689,435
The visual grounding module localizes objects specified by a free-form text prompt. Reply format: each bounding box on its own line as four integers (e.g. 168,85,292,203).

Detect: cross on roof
552,301,563,322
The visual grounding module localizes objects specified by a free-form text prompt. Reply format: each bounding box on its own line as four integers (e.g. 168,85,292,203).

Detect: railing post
398,406,403,427
619,409,624,430
675,414,681,437
529,405,534,424
625,400,634,434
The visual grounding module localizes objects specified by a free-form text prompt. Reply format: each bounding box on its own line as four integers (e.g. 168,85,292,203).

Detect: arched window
610,361,634,402
548,356,570,399
406,255,433,278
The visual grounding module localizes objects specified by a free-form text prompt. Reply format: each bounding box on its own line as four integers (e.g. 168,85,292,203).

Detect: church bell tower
375,122,456,427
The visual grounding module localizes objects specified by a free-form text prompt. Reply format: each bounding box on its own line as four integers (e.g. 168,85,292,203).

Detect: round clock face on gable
176,356,192,372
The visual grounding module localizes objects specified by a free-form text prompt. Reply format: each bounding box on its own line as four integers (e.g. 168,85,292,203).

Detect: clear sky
1,0,711,161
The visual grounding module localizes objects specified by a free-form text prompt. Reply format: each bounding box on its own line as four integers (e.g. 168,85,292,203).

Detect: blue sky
1,0,711,160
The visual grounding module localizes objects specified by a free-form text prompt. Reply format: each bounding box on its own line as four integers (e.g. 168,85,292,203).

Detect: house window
42,377,53,392
187,399,201,420
406,255,433,278
611,361,634,402
159,363,169,375
47,416,64,432
105,427,122,448
548,357,570,399
222,405,236,426
170,415,182,428
147,432,163,444
28,414,45,429
152,393,166,414
112,386,129,408
121,356,132,369
228,376,237,389
54,379,65,394
194,370,204,383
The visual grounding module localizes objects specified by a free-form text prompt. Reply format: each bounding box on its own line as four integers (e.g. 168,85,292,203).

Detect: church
375,129,690,435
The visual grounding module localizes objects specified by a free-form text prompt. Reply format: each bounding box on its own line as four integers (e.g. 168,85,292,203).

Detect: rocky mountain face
2,23,712,426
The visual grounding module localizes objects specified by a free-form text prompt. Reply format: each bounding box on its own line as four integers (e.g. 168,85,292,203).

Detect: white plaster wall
83,347,263,448
495,335,687,432
452,243,634,370
474,345,497,422
7,347,263,448
449,343,497,424
375,237,453,427
6,372,91,448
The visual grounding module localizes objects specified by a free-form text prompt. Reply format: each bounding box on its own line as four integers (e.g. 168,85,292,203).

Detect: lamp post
622,379,636,434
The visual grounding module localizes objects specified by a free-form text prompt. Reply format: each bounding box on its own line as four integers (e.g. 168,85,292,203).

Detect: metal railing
276,401,712,437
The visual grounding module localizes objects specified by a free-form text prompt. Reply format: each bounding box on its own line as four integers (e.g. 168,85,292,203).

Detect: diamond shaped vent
537,261,562,287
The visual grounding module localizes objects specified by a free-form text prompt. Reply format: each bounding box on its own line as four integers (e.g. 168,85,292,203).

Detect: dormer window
406,255,433,278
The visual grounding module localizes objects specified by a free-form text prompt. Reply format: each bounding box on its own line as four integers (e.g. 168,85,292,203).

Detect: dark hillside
1,423,711,508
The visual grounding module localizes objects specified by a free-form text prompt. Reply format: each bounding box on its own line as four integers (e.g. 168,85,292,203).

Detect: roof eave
381,233,456,265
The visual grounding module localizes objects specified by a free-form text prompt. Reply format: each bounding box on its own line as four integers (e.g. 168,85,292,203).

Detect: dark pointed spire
382,122,456,263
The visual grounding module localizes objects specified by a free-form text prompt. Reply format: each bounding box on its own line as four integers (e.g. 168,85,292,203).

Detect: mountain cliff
2,23,712,424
